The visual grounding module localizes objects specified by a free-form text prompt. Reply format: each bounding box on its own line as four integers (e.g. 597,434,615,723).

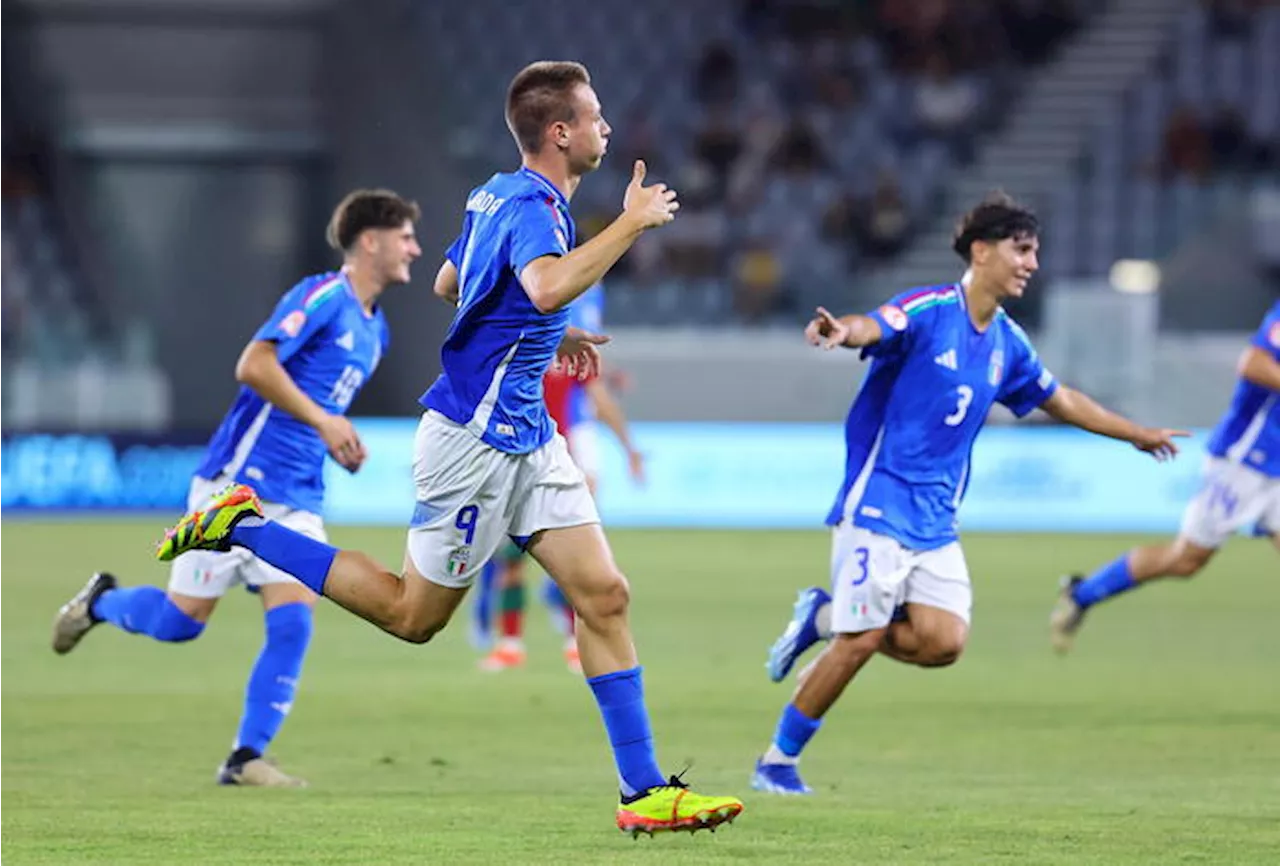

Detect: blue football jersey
567,283,605,427
195,272,390,513
1205,301,1280,477
421,167,575,454
825,283,1059,549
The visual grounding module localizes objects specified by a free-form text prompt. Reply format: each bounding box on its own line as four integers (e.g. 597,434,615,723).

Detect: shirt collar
519,167,569,210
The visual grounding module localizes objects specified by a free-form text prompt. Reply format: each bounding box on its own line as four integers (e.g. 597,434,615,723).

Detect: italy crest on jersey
988,349,1004,386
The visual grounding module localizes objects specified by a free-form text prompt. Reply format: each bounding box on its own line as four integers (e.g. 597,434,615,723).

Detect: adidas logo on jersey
335,330,355,351
934,349,958,370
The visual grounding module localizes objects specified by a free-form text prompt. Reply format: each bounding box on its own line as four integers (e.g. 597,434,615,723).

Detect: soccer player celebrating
474,281,646,674
751,192,1187,796
51,189,421,787
152,61,742,835
1051,300,1280,652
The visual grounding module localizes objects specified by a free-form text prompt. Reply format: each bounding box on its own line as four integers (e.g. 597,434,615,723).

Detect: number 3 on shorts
455,505,479,544
851,547,870,586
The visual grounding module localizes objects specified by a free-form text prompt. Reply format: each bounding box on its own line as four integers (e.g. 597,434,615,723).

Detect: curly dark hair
951,191,1039,262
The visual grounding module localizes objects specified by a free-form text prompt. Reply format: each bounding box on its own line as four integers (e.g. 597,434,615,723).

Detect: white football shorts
1179,457,1280,548
168,476,325,599
829,523,972,634
406,411,599,589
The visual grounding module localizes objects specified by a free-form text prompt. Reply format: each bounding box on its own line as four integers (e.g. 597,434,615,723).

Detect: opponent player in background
154,61,742,835
1050,300,1280,652
750,193,1188,796
476,281,646,673
51,190,420,787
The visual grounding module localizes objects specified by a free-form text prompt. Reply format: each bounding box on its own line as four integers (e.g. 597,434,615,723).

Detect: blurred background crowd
2,0,1277,431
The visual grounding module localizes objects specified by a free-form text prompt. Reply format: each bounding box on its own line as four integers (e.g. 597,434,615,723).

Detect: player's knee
1169,545,1213,578
575,569,630,630
917,637,965,668
151,600,206,643
395,618,444,645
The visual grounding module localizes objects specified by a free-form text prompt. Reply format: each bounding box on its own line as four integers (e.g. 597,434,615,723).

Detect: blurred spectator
693,41,739,106
1203,0,1253,39
663,166,728,279
1208,106,1249,170
733,242,785,323
1,231,29,361
913,52,981,146
999,0,1082,66
693,107,745,196
1162,105,1214,181
771,118,825,176
852,170,913,260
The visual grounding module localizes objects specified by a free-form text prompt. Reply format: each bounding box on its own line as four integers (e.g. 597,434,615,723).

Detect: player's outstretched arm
521,160,677,314
433,260,460,306
235,340,366,471
585,378,645,483
804,306,883,350
1040,386,1188,462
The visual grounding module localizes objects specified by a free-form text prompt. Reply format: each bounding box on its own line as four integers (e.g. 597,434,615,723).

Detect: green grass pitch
3,522,1278,864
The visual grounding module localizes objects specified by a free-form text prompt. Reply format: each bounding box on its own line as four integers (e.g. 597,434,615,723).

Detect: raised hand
622,160,679,230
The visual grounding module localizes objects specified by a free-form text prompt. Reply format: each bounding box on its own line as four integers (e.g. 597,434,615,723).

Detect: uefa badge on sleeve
280,310,306,338
879,305,907,332
1270,320,1280,349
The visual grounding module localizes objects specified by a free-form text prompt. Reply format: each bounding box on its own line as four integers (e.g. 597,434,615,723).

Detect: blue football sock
92,587,205,642
1071,555,1139,609
230,519,337,595
587,667,666,798
773,702,822,759
235,602,313,756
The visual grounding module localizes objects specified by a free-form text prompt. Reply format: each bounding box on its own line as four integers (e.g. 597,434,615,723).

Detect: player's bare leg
321,548,470,643
752,627,884,795
526,523,634,677
528,522,743,835
878,604,968,667
1051,536,1216,653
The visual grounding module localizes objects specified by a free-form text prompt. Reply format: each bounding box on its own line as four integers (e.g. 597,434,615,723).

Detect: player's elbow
234,343,272,388
525,285,564,315
519,260,567,314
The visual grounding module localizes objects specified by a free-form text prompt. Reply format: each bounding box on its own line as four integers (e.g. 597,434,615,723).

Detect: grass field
3,522,1278,864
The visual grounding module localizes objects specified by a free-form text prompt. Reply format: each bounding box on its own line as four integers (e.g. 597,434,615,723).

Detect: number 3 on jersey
943,385,973,426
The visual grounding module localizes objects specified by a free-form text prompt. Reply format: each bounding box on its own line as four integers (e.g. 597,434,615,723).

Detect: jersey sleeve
997,321,1059,417
1250,302,1280,359
252,279,345,364
507,196,569,276
444,213,473,268
859,290,919,360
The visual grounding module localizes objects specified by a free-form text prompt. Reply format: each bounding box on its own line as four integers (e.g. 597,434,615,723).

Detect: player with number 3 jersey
751,193,1188,796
